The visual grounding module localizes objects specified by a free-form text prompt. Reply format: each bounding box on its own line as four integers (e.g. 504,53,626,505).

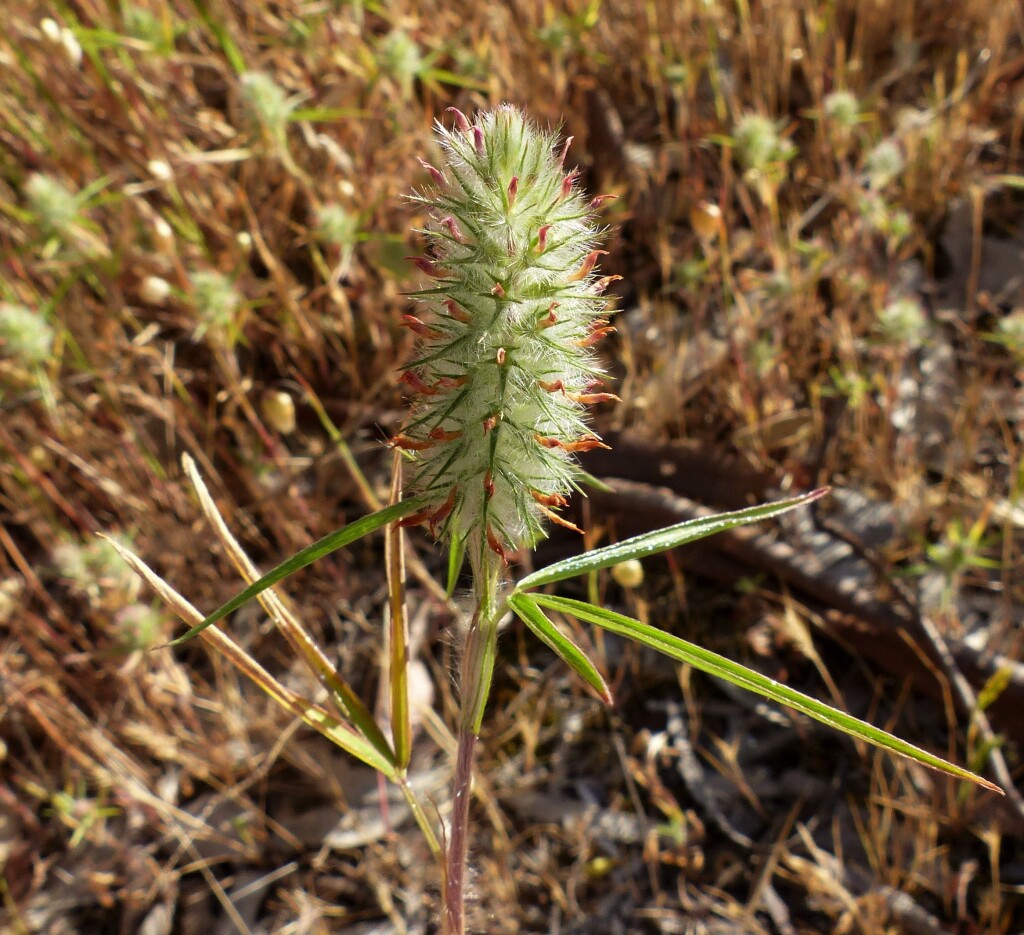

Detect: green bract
397,105,618,567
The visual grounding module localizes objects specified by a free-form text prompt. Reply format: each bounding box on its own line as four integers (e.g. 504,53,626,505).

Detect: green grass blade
514,489,829,593
169,498,427,646
508,593,613,704
101,533,396,777
188,0,246,74
180,452,396,767
293,374,380,510
252,661,397,777
533,594,1003,794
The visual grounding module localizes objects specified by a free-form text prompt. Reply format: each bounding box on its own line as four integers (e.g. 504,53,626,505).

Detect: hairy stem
443,726,478,935
444,556,503,935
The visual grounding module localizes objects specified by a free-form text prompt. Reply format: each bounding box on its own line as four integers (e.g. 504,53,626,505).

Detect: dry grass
1,0,1022,932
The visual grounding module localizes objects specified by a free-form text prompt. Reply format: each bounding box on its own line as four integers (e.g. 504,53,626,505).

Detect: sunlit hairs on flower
396,105,620,574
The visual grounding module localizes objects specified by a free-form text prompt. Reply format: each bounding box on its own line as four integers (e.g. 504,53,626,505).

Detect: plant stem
443,726,478,935
443,557,503,935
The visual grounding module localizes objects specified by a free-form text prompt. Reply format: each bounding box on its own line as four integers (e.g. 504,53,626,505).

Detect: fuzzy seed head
401,106,617,564
0,302,54,365
996,310,1024,362
734,114,786,172
188,270,239,339
240,71,295,136
25,173,81,238
877,297,928,348
865,139,904,190
823,90,860,129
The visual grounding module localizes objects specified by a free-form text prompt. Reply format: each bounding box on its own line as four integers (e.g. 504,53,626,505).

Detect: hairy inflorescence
396,105,619,567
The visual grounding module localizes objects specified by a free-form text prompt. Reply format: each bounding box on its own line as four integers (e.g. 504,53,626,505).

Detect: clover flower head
877,296,928,347
188,269,239,339
240,71,295,135
0,302,54,364
734,113,794,174
823,90,860,129
995,309,1024,362
25,173,81,239
865,139,904,190
397,105,620,568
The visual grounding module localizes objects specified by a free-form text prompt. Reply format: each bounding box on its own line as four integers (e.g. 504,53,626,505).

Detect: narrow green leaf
422,68,489,91
169,498,427,646
576,467,614,493
101,531,396,777
284,617,396,767
179,452,396,768
446,535,466,598
508,593,612,704
514,489,829,593
386,457,411,770
254,664,397,777
534,594,1003,794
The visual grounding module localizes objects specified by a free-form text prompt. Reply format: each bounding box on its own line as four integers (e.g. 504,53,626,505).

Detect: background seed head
823,90,860,129
0,302,54,365
994,310,1024,362
240,71,295,138
25,173,81,239
188,269,239,339
400,105,618,563
865,139,905,190
877,297,929,348
733,113,794,174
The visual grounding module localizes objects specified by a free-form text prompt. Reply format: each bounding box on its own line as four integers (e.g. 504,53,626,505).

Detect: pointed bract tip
416,157,445,186
536,503,583,534
557,136,574,168
391,434,436,451
406,256,447,278
399,370,439,395
575,323,616,346
399,314,440,338
444,298,471,322
428,487,458,537
559,172,578,201
569,249,609,282
446,107,471,133
440,216,467,243
588,275,623,295
536,224,552,253
486,526,509,565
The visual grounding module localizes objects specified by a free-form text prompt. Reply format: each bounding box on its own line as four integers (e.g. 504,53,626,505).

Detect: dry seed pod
261,389,296,435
